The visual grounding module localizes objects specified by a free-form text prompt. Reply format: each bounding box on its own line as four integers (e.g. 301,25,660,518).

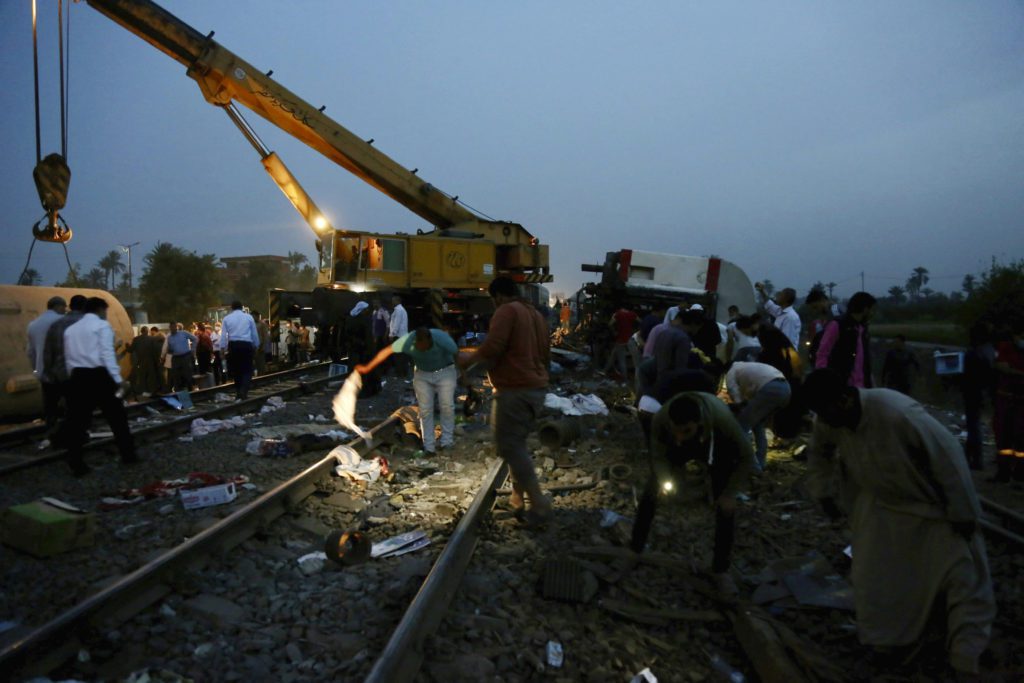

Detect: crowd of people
23,276,1020,677
580,282,1016,678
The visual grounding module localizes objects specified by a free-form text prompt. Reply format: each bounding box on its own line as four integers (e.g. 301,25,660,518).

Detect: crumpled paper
190,415,246,437
330,444,386,482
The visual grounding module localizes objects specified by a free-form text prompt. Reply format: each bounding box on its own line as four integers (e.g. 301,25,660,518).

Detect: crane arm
85,0,529,239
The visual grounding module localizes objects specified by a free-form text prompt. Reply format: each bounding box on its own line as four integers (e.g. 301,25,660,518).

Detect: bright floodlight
313,215,328,231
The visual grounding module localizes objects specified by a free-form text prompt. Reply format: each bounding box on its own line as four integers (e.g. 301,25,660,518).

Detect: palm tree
84,268,107,289
887,285,905,303
98,250,125,291
826,282,837,298
17,268,42,286
906,266,930,299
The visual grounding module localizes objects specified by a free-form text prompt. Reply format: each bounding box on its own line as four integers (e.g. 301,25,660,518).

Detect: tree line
21,244,317,323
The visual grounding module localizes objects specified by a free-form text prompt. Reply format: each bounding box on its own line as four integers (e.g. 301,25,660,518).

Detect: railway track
0,362,333,450
0,363,336,476
0,401,511,682
1,368,1022,681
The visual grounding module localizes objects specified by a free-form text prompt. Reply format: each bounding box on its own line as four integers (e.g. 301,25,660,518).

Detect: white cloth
64,313,123,383
807,389,995,673
544,392,608,416
725,362,785,403
350,301,369,317
763,299,801,349
26,309,63,376
332,372,372,441
219,309,259,349
662,306,680,325
389,303,408,338
728,322,761,356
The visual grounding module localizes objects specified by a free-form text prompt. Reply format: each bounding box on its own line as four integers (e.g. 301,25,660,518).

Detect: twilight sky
2,1,1022,301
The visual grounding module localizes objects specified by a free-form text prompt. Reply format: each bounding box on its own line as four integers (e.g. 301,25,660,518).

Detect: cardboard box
180,482,238,510
1,499,96,557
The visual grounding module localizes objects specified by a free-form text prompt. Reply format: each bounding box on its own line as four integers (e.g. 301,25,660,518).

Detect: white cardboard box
180,482,238,510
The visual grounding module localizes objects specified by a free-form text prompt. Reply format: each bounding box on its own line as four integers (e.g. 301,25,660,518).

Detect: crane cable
21,0,77,285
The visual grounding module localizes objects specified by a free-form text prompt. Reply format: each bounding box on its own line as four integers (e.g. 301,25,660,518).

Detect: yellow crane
83,0,552,320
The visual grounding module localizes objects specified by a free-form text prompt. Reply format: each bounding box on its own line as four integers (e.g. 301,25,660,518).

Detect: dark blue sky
2,1,1022,300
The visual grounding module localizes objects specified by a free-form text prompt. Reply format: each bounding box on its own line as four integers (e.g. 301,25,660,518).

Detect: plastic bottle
709,653,745,683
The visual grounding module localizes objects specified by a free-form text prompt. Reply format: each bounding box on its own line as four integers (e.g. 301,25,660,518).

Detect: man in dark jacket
630,392,752,593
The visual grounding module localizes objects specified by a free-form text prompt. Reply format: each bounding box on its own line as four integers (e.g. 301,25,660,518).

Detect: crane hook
32,153,72,243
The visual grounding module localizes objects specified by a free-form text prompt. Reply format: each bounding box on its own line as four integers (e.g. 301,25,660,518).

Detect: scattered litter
331,445,389,483
549,361,564,374
99,473,249,511
779,514,792,521
546,641,564,668
192,643,214,658
544,393,609,416
174,391,193,409
245,438,293,458
630,668,658,683
332,372,373,441
599,509,629,528
214,392,233,403
160,395,183,410
296,551,327,575
259,396,286,414
37,439,50,450
114,521,152,541
371,529,430,558
190,415,245,437
751,552,853,611
308,413,331,422
843,545,853,559
159,604,177,618
177,436,194,443
181,482,238,510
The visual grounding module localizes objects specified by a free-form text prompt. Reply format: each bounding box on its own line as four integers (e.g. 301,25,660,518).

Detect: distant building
219,255,291,292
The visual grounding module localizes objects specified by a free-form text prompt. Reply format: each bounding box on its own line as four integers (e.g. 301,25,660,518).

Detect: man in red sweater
458,277,552,525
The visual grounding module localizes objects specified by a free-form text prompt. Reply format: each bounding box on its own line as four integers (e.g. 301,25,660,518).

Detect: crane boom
85,0,537,246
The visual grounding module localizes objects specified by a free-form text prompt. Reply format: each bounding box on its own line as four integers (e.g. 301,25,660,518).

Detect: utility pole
860,271,865,291
119,241,141,301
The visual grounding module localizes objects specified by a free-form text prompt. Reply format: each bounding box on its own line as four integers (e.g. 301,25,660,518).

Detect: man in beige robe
803,369,995,676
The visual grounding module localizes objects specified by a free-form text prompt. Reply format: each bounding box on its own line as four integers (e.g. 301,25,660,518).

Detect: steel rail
0,413,399,680
0,368,337,476
0,362,334,448
365,458,509,683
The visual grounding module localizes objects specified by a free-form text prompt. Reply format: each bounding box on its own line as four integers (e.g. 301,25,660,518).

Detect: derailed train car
581,249,756,323
0,286,133,419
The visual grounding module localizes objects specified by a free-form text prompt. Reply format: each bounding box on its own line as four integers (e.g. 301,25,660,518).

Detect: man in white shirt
756,283,801,350
219,300,260,400
726,361,791,472
388,294,410,377
60,297,137,476
26,295,66,429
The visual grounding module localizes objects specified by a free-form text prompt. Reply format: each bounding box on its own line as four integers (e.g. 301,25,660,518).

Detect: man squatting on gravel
630,391,752,592
457,276,553,526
